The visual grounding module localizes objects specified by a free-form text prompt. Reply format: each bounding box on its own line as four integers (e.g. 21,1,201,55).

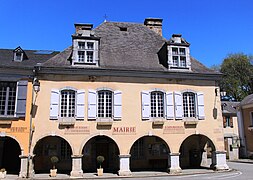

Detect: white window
77,41,95,63
15,52,23,61
60,90,76,118
0,81,27,117
150,91,164,118
50,89,85,120
88,89,122,120
142,91,174,120
97,90,113,118
174,91,205,120
183,92,196,117
172,47,187,68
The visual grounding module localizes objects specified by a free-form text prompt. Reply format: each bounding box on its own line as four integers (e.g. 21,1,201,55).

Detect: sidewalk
5,168,231,180
229,158,253,164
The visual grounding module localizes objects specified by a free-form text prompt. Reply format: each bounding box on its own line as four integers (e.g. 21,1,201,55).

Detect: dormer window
13,46,25,62
167,34,191,71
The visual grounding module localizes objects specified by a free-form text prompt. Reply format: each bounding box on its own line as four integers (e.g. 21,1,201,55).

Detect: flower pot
0,171,6,179
97,168,103,176
50,169,57,177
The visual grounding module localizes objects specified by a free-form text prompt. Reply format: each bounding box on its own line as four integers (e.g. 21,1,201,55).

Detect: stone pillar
19,155,34,178
118,155,132,176
211,151,229,170
168,153,181,174
70,155,83,178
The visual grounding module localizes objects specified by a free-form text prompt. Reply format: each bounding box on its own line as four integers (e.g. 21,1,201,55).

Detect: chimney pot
144,18,163,36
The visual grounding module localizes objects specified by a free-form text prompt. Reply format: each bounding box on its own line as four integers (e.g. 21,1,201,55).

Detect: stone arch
81,135,120,173
33,135,73,174
179,134,216,169
0,136,21,174
129,135,170,171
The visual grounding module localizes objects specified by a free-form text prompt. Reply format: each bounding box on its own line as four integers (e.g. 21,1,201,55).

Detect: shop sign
163,126,185,134
112,127,136,135
64,126,90,134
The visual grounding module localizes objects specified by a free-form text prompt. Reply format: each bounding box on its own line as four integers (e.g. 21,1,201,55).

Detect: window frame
97,90,113,119
60,89,76,118
77,40,95,64
150,91,165,118
183,92,197,118
0,82,17,116
171,47,187,68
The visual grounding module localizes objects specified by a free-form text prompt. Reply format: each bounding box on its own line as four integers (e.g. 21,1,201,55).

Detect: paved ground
3,159,253,179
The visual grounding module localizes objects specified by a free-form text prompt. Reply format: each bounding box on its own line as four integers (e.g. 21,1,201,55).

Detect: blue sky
0,0,252,67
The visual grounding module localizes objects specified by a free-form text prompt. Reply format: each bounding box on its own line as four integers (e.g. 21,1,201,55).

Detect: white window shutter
88,90,97,119
197,92,205,120
76,90,85,120
113,90,122,120
166,92,174,119
15,80,28,117
50,89,60,119
174,91,183,119
141,91,150,120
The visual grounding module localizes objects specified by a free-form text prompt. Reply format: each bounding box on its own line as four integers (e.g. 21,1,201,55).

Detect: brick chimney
74,23,93,37
144,18,163,36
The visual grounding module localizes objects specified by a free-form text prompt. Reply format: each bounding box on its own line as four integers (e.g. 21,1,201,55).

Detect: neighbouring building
237,94,253,158
221,101,240,160
0,47,58,177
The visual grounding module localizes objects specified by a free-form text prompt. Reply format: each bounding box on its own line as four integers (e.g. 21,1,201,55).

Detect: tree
220,53,253,101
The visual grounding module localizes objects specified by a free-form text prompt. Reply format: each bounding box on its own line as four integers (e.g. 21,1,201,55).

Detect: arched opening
33,136,72,174
0,137,21,174
130,136,170,171
179,134,215,169
82,136,119,173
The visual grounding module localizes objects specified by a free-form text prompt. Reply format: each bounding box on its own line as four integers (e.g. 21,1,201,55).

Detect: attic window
120,27,127,31
13,46,25,62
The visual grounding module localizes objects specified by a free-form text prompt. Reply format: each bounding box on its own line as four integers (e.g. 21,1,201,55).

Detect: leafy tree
220,53,253,101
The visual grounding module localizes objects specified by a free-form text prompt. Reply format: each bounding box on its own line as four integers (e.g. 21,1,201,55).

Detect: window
132,139,144,159
60,140,71,160
183,92,196,118
97,90,113,118
88,89,122,120
77,41,95,63
0,82,16,116
223,116,233,128
251,112,253,125
60,90,76,118
15,52,22,61
150,91,164,118
172,47,187,68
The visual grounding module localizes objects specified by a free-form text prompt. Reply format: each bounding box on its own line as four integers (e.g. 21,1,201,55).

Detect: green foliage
96,156,105,168
220,53,253,101
50,156,59,169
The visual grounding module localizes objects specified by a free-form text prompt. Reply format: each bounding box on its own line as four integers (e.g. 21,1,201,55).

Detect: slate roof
43,21,218,75
0,48,59,68
221,101,239,115
240,94,253,106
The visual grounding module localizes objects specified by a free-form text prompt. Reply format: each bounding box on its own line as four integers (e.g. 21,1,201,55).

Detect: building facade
0,47,58,177
237,94,253,158
221,101,240,160
1,18,229,177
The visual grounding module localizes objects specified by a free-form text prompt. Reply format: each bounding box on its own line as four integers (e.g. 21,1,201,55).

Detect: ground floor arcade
14,133,229,177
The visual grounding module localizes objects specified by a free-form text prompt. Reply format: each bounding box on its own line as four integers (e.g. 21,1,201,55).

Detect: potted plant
96,155,105,176
50,156,59,177
0,168,6,179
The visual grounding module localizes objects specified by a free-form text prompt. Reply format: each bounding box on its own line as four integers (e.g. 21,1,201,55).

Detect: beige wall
242,107,253,154
31,75,225,155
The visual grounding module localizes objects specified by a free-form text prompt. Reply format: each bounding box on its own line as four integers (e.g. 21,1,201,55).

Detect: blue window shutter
15,80,28,117
113,90,122,120
166,92,174,119
197,92,205,120
141,91,150,120
88,90,97,119
76,90,85,120
174,91,183,119
50,89,59,120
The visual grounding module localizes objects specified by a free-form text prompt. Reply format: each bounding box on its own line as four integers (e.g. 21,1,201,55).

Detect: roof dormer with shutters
13,46,26,62
167,34,191,71
71,24,99,66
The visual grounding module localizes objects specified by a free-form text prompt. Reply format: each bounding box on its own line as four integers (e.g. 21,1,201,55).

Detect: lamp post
26,77,40,178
